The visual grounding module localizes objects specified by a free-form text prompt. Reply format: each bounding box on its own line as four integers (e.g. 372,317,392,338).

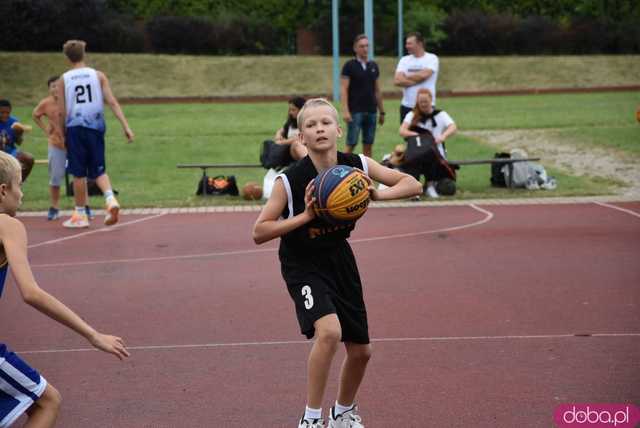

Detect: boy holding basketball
253,98,421,427
0,151,129,428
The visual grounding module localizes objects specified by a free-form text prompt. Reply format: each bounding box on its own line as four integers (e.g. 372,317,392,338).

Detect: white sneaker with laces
328,405,364,428
299,417,325,428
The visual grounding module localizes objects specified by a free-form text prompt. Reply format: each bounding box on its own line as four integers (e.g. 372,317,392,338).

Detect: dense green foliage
1,0,638,55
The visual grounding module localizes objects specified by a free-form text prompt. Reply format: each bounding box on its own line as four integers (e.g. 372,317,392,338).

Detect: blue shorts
66,126,106,179
0,344,47,428
346,112,377,147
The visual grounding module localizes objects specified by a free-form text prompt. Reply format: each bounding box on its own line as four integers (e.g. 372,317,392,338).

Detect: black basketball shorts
282,245,370,344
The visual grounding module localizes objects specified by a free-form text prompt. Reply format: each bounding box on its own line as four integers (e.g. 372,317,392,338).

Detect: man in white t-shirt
394,32,439,123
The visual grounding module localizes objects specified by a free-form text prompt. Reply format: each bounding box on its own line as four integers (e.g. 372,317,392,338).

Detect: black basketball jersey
278,152,369,259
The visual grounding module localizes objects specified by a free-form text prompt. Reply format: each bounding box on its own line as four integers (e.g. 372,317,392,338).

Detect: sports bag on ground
196,175,239,196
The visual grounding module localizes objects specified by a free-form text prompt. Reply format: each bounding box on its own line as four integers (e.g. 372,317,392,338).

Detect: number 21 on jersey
75,84,93,103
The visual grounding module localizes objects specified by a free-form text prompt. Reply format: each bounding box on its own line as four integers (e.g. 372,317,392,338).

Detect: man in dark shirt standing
340,34,385,158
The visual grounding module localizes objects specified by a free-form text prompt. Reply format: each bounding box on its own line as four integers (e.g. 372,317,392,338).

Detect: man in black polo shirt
340,34,385,158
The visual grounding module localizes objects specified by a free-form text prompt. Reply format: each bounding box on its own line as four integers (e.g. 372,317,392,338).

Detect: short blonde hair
0,152,21,187
297,98,339,129
63,40,87,63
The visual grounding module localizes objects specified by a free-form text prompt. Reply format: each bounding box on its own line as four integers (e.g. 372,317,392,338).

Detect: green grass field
10,91,639,211
2,53,639,105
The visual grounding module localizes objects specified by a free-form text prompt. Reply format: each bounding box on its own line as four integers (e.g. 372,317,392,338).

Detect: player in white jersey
56,40,134,228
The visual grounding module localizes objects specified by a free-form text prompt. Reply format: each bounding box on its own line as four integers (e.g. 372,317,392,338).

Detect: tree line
1,0,638,55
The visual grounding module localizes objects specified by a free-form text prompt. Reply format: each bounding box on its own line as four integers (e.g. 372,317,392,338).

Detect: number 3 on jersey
301,285,314,310
75,84,93,104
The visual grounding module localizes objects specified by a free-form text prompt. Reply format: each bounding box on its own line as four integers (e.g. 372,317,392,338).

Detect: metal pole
364,0,374,59
398,0,403,59
332,0,340,102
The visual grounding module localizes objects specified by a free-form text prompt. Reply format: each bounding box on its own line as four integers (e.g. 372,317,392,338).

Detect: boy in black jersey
253,99,421,428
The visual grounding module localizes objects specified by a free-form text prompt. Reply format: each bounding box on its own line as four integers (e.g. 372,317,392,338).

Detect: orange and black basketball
242,182,263,200
313,165,370,225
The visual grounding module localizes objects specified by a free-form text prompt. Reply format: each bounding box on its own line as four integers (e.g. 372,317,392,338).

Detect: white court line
18,332,640,355
28,214,166,250
350,204,493,244
594,201,640,219
31,204,493,268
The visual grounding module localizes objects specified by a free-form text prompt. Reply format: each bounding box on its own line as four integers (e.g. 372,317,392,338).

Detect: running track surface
3,202,639,427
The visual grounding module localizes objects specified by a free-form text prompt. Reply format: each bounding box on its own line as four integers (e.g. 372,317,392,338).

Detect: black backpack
490,152,511,187
260,139,293,169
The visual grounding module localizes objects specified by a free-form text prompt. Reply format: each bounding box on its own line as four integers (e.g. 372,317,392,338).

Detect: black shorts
280,242,369,344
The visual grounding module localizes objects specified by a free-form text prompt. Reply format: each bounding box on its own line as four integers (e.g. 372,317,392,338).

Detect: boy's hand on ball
303,180,316,221
354,168,377,201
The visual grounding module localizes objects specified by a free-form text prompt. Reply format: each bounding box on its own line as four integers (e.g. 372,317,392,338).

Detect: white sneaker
328,405,364,428
104,197,120,226
425,185,439,198
299,417,325,428
62,212,89,228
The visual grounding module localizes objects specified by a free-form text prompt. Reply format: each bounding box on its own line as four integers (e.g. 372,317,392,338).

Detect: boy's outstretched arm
253,178,315,245
1,216,129,360
364,157,422,201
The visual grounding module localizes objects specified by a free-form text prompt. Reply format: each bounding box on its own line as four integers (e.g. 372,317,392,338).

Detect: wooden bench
448,157,540,188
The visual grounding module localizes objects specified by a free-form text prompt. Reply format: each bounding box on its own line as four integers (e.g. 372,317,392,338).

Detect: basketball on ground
313,165,370,225
242,182,263,200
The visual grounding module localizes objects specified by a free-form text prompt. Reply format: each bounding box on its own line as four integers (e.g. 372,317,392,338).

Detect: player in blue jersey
0,100,35,183
0,151,129,427
253,99,421,428
55,40,134,229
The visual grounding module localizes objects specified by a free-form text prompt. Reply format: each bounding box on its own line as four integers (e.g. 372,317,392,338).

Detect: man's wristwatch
379,112,386,115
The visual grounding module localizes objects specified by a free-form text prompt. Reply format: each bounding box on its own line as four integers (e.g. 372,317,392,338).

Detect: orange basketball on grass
242,182,263,200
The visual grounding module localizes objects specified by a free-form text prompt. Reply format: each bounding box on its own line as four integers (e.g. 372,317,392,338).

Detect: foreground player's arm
99,71,134,143
1,216,129,360
364,157,422,201
253,179,315,245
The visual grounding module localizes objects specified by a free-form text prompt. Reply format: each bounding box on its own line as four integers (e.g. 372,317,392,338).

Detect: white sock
103,189,115,202
75,206,85,215
334,401,353,415
304,406,322,420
